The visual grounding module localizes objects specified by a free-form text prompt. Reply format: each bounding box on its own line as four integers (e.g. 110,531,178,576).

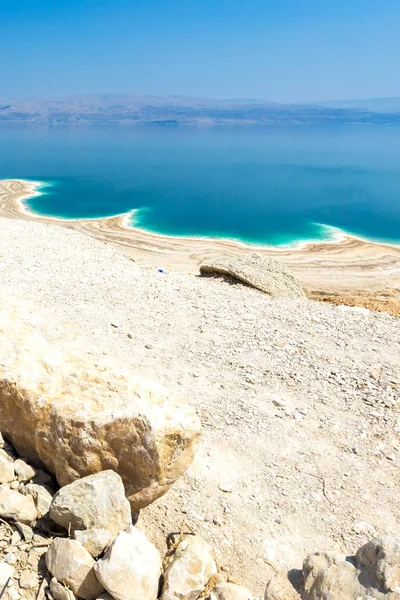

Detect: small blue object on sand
157,268,168,274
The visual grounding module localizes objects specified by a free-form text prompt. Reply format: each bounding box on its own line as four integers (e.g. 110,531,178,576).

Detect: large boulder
161,535,217,600
50,471,131,540
355,537,400,595
0,310,201,511
46,538,104,600
94,528,162,600
200,253,305,298
265,537,400,600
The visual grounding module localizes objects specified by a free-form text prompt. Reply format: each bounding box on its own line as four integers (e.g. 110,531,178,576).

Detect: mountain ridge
1,93,400,125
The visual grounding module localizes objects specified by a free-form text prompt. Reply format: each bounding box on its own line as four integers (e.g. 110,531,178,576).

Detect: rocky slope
0,436,399,600
0,218,399,596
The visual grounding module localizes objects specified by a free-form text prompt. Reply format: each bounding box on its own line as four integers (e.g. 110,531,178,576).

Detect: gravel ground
0,218,399,597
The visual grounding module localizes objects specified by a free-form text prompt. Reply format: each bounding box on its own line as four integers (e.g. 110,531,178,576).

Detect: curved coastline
1,178,400,311
10,177,400,252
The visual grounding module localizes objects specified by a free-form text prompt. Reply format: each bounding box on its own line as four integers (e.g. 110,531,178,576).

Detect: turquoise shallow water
1,125,400,246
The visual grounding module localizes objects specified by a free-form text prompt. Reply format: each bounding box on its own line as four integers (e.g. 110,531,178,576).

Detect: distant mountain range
1,93,400,125
303,97,400,113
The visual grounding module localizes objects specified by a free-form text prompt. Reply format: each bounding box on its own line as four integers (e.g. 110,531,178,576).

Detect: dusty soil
309,293,400,318
0,218,399,598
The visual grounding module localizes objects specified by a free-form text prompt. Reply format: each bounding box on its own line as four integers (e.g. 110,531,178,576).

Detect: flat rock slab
200,253,305,298
0,310,201,511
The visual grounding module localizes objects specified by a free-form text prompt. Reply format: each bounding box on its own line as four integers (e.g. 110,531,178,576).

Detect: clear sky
1,0,400,102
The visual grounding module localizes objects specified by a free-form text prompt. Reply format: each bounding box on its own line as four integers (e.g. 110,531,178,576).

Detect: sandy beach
1,178,400,314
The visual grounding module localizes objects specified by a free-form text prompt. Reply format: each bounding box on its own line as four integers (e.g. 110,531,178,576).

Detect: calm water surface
1,125,400,245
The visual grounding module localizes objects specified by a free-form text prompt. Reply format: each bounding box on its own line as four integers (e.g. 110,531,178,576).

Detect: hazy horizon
2,91,400,106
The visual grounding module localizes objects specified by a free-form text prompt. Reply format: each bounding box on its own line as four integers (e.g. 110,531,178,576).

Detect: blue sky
1,0,400,102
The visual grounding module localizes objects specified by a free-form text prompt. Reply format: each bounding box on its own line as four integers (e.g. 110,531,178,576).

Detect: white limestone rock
200,253,305,298
94,529,162,600
161,535,217,600
50,471,131,539
13,459,36,483
355,537,400,594
0,488,37,524
19,570,39,590
0,310,201,512
0,454,14,485
15,522,34,542
50,577,77,600
46,538,104,600
74,529,112,558
0,562,14,588
22,483,53,518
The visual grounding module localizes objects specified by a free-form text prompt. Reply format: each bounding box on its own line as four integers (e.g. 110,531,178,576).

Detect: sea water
0,125,400,246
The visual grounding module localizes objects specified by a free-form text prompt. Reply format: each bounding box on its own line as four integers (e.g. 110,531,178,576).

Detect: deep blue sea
1,125,400,246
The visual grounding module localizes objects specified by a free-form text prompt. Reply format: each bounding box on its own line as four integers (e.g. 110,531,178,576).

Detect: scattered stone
50,471,131,539
0,454,14,484
0,562,14,587
0,488,37,524
46,538,104,600
200,253,305,298
15,522,34,542
355,536,400,594
0,433,4,449
10,531,21,546
161,535,217,600
50,577,77,600
218,484,233,493
7,586,20,600
13,459,36,483
22,483,53,517
207,582,254,599
271,397,288,408
264,570,301,600
19,570,39,589
353,521,375,536
0,312,201,511
74,529,112,558
4,553,18,566
302,539,400,599
95,529,162,600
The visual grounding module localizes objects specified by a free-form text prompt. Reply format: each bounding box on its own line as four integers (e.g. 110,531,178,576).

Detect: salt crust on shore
2,179,400,309
0,217,399,596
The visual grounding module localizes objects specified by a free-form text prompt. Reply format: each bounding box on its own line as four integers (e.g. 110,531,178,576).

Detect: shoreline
1,178,400,314
8,177,400,252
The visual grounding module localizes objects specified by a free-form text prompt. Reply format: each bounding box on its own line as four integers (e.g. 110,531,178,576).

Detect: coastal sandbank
1,178,400,314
